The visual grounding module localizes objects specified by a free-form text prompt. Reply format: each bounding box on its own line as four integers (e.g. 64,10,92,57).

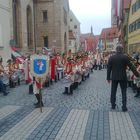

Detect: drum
62,74,74,87
57,67,63,72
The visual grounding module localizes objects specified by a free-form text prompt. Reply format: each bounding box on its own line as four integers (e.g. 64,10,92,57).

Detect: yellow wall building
128,0,140,55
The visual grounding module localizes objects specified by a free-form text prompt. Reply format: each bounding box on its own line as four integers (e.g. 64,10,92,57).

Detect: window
132,4,134,14
138,0,140,8
44,36,48,48
74,25,77,29
63,8,67,25
132,3,137,14
133,21,136,31
43,11,48,22
129,24,133,33
134,3,137,12
136,1,139,10
129,25,131,33
137,18,140,29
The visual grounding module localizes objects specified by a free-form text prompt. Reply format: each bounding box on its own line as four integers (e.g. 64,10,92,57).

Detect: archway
27,5,33,48
12,0,22,48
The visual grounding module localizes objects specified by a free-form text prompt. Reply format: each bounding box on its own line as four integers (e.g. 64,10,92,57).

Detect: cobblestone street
0,70,140,140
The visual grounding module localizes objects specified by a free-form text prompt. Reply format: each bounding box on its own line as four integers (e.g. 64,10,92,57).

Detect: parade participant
0,60,9,96
89,53,94,72
107,45,139,112
61,53,67,65
63,58,74,94
96,52,102,70
126,67,133,88
44,55,50,87
67,49,72,59
50,55,57,83
56,53,63,80
33,77,44,108
81,55,86,81
7,59,15,88
24,57,30,84
84,54,90,79
73,56,82,88
13,59,19,70
134,64,140,97
30,53,48,109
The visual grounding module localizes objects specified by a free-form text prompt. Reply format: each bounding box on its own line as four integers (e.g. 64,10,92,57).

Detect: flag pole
39,77,43,113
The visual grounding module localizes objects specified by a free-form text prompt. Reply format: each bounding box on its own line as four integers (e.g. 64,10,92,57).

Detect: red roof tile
100,27,118,39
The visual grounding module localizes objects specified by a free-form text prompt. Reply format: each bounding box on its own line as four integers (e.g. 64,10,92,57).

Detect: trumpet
126,54,140,67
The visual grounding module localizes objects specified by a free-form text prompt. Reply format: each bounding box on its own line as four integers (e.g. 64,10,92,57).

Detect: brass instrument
126,54,140,68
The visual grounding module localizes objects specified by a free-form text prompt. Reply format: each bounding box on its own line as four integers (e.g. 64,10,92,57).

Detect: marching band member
134,64,140,97
24,57,29,84
0,60,9,96
13,59,19,70
7,59,15,88
33,77,44,108
84,54,90,79
63,58,74,95
50,55,57,83
73,57,82,89
81,55,86,81
56,53,63,80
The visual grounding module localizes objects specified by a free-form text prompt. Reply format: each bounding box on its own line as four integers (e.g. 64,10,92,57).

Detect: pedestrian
107,44,139,112
33,77,44,108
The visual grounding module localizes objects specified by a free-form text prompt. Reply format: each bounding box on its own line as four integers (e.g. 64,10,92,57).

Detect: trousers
111,80,127,108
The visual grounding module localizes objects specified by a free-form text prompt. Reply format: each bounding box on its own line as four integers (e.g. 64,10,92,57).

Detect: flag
114,0,118,16
84,39,88,51
104,33,107,50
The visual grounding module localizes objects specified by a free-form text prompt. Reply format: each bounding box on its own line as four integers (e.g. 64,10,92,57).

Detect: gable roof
100,27,118,39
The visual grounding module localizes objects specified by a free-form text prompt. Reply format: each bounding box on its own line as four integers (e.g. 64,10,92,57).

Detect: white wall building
0,0,11,65
68,10,80,53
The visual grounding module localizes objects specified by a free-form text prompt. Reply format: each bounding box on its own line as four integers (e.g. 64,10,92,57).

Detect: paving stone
0,70,140,140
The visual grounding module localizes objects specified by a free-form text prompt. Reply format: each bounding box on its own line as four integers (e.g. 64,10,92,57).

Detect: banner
30,54,49,89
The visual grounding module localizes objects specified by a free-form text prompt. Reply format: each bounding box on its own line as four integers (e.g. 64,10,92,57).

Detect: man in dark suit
107,45,139,112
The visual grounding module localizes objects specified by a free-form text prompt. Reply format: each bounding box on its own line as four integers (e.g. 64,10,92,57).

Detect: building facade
111,0,120,27
99,27,118,52
0,0,11,65
11,0,35,55
128,0,140,55
80,30,98,53
116,0,131,53
68,10,80,53
35,0,70,54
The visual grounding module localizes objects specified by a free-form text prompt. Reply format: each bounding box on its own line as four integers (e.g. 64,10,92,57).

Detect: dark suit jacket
107,53,139,81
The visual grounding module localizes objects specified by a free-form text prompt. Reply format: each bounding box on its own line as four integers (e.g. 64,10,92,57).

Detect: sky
69,0,111,35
